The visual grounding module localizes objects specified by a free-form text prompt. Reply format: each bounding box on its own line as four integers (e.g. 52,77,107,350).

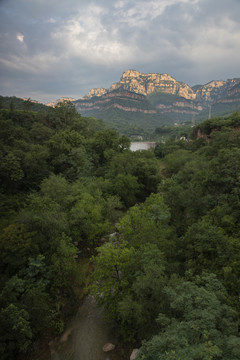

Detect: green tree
163,149,195,176
40,174,73,209
17,194,69,256
0,256,54,339
89,128,121,168
0,304,32,359
179,220,235,276
0,224,37,275
132,152,161,201
90,240,135,315
118,244,166,341
111,173,140,207
138,275,240,360
0,152,24,191
50,233,83,317
69,191,111,244
47,130,90,179
117,193,172,251
23,98,33,112
21,287,53,337
51,100,78,129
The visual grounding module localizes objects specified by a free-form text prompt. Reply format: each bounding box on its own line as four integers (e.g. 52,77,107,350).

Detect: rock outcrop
102,343,115,352
130,349,139,360
46,97,76,107
63,70,240,132
108,70,196,100
81,70,240,106
83,88,107,99
194,79,240,101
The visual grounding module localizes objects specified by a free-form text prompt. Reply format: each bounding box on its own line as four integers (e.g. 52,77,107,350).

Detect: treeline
0,101,161,358
0,96,47,113
90,112,240,359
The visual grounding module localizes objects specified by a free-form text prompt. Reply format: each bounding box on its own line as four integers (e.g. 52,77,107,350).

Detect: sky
0,0,240,103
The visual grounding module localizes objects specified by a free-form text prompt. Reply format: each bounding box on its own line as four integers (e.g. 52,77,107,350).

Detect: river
130,142,156,151
49,296,127,360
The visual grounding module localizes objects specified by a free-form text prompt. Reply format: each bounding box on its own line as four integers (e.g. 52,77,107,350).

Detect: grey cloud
0,0,239,102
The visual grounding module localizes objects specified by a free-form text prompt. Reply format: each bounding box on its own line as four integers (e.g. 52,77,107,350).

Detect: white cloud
51,4,137,64
16,33,24,42
180,16,240,62
0,52,61,73
48,17,56,23
114,0,126,9
115,0,200,27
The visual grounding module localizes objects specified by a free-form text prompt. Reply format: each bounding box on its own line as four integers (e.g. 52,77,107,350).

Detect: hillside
1,103,240,359
0,96,47,112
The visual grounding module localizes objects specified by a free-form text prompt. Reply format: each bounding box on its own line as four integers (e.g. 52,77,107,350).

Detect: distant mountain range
73,70,240,134
1,70,240,136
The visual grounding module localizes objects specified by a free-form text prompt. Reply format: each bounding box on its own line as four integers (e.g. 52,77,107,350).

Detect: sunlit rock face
46,97,76,107
108,70,196,100
83,88,107,99
73,70,240,131
82,70,240,104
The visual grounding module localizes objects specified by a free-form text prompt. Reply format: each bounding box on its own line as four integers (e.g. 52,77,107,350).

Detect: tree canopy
1,104,240,359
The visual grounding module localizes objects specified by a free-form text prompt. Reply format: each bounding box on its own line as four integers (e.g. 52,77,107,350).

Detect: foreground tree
138,274,240,360
0,304,32,359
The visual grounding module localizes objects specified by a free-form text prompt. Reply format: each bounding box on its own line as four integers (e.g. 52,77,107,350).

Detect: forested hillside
1,104,240,359
0,96,47,113
0,101,161,358
90,111,240,359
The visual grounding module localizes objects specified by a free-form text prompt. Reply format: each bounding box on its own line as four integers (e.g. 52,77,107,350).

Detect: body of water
130,142,156,151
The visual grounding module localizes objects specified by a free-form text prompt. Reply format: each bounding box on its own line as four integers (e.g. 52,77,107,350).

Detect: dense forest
0,101,240,359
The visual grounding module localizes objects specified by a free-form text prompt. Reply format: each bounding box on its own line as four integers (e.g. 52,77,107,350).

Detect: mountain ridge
83,69,197,100
81,70,240,102
73,70,240,133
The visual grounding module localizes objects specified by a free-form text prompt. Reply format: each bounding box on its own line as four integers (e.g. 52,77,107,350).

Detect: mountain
74,70,240,134
103,69,196,99
46,97,76,107
0,95,47,112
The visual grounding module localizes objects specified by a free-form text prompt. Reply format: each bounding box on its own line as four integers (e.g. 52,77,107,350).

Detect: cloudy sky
0,0,240,103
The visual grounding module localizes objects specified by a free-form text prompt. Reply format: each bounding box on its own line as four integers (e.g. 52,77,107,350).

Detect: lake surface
130,142,156,151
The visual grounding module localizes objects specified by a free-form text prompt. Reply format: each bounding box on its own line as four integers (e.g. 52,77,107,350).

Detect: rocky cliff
108,70,196,100
46,97,76,107
193,79,240,101
83,88,107,99
82,70,240,104
73,70,240,134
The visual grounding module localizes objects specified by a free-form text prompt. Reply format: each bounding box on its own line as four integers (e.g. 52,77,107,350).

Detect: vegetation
90,111,240,358
0,96,47,113
0,99,161,358
80,106,173,137
1,100,240,359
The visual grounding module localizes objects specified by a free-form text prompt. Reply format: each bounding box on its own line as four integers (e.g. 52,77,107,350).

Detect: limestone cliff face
81,70,240,105
73,71,240,128
108,70,196,100
83,88,107,99
74,90,153,115
195,80,226,101
227,82,240,97
194,79,240,101
46,97,76,107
